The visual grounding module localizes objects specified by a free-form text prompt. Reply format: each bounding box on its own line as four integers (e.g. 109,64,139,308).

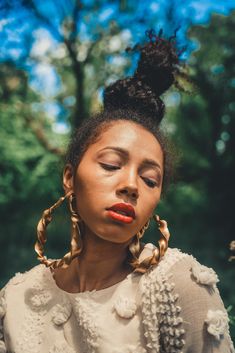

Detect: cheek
140,190,161,225
73,170,106,218
73,162,162,239
75,162,120,207
142,188,161,213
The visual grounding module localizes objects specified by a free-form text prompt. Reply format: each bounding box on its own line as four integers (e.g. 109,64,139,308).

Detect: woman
0,33,234,353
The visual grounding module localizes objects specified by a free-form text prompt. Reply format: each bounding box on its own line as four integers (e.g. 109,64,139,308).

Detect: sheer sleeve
0,288,7,353
170,257,234,353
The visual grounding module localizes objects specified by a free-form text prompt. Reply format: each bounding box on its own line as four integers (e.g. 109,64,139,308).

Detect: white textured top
0,246,234,353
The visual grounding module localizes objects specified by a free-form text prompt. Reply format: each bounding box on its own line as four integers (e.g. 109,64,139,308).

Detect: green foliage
154,12,235,339
0,64,65,284
0,9,234,342
0,105,63,203
227,306,235,327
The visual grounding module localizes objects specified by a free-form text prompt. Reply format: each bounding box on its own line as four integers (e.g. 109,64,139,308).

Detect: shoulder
150,247,221,305
0,265,49,352
1,265,71,352
142,245,219,288
143,246,224,323
1,265,53,327
2,264,47,290
140,246,234,353
3,265,52,303
2,264,63,312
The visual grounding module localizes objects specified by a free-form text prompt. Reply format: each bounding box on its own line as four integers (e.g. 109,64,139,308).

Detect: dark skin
54,121,164,293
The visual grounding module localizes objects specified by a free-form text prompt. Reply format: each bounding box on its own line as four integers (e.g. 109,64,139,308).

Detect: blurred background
0,0,235,339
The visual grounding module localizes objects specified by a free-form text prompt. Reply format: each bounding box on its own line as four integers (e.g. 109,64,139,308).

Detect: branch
64,38,79,68
68,0,82,42
84,36,102,64
25,0,64,42
24,115,65,156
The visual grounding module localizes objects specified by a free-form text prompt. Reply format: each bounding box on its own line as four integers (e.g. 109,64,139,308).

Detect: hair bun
104,30,182,124
134,35,179,96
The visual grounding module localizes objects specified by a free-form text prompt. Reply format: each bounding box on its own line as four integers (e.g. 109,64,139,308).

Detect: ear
63,164,74,194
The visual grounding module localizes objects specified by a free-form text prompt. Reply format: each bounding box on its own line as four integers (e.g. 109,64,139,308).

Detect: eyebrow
98,146,162,171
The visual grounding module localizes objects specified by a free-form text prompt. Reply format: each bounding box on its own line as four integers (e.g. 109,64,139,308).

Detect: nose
116,168,139,200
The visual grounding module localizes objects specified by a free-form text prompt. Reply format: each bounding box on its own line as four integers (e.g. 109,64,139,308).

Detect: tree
1,5,235,341
1,0,233,132
155,14,235,337
168,12,235,249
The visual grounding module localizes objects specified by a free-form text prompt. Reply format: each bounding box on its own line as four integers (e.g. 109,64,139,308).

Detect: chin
96,228,134,245
83,221,136,244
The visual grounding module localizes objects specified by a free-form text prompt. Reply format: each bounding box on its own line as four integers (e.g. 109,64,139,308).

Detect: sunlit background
0,0,235,338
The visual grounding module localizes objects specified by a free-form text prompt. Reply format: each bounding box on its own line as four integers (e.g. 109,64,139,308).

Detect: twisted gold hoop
150,214,170,264
129,220,150,267
129,214,170,274
35,190,83,269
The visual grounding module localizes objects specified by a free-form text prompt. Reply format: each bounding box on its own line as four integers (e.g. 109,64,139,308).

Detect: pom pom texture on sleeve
0,290,7,353
205,309,229,340
191,262,219,288
2,250,235,353
113,296,137,319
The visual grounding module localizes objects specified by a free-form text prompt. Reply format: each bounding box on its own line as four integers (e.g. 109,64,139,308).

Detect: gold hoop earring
130,215,170,274
35,190,83,269
150,214,170,265
128,220,150,267
137,219,150,239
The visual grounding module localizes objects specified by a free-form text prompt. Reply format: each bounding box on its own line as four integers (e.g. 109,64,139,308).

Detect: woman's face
64,121,163,244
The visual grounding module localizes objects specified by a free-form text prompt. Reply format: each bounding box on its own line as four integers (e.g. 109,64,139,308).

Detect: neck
54,226,133,293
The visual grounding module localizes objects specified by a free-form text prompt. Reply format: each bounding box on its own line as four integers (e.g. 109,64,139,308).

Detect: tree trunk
64,39,86,129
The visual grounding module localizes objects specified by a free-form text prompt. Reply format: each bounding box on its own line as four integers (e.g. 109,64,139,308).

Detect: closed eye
100,163,158,187
100,163,120,171
141,177,158,188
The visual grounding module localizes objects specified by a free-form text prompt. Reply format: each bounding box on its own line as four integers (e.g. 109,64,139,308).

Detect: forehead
85,120,163,164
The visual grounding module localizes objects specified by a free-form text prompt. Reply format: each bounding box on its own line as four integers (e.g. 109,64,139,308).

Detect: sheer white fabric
1,246,234,353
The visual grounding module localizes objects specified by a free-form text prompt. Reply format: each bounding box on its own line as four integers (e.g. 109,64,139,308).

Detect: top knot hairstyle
59,29,188,273
104,28,183,124
66,29,187,190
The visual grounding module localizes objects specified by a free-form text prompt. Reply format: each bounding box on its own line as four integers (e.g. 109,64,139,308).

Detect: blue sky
0,0,234,131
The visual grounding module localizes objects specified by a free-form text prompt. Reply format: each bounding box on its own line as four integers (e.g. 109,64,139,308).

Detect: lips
107,203,136,218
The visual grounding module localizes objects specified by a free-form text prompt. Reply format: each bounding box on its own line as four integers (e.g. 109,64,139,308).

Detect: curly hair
66,30,184,190
63,30,186,272
66,108,175,192
104,29,181,123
